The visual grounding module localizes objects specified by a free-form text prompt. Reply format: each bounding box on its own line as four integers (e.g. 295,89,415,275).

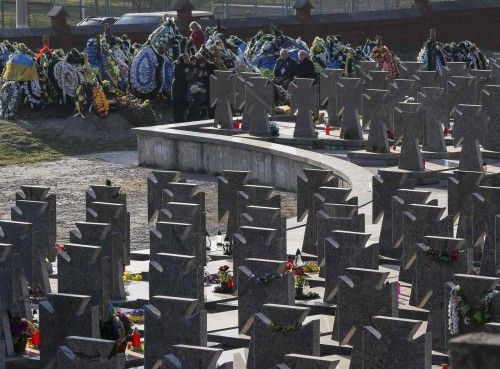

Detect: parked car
76,17,118,26
114,11,213,26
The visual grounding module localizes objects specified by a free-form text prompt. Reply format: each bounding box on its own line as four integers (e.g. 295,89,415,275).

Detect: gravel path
0,151,297,250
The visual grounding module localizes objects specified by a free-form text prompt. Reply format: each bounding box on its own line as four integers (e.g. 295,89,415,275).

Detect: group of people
171,22,216,122
273,49,317,88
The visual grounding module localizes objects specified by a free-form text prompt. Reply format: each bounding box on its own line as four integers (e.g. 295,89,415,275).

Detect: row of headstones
294,168,500,354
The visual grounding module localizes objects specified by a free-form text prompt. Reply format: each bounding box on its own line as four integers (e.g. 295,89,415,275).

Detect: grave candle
325,125,331,135
31,331,40,347
131,329,141,348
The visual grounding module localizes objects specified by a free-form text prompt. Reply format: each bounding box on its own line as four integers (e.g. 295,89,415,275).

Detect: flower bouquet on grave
123,271,143,283
100,309,133,355
126,309,145,324
213,265,234,294
294,267,320,301
9,316,32,354
426,246,460,264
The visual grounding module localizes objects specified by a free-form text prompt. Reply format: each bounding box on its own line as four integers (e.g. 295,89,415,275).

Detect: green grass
0,120,136,166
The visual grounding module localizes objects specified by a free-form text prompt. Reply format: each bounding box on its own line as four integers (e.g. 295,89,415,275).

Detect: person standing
171,54,190,122
294,50,317,80
273,48,296,89
189,21,205,51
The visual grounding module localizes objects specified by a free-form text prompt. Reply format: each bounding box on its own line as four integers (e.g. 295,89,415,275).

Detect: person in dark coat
171,54,190,122
294,50,317,80
273,48,296,89
196,54,216,119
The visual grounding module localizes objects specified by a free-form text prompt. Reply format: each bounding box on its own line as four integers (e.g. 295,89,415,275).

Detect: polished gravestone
410,236,472,351
248,304,320,369
373,170,415,257
297,169,336,255
147,170,183,222
236,184,281,232
70,222,125,300
210,70,235,129
289,78,319,138
320,69,344,127
447,75,476,115
453,104,485,171
39,293,99,369
150,222,198,262
57,336,126,369
417,86,449,142
388,78,417,130
393,101,425,171
237,258,293,334
218,170,249,241
361,316,432,369
145,296,207,369
323,231,378,304
337,78,363,140
363,89,391,153
240,206,286,250
233,71,260,112
244,77,274,136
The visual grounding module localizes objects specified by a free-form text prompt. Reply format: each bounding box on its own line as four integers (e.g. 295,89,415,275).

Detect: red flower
55,243,66,253
226,278,234,291
286,260,293,272
219,265,229,272
295,267,306,276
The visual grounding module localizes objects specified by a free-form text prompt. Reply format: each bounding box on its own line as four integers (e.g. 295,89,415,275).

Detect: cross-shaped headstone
445,274,500,350
388,78,417,130
323,231,378,303
240,206,286,249
159,202,206,265
39,293,99,369
232,226,285,289
237,258,293,334
417,87,447,151
361,316,432,369
11,200,54,270
248,304,320,369
448,170,485,250
399,203,455,283
210,70,235,129
289,78,319,138
373,170,415,257
449,332,500,369
481,84,500,151
147,170,183,222
447,76,477,115
336,78,363,140
70,222,125,300
149,253,204,306
86,201,130,265
316,204,365,273
0,220,50,292
356,61,378,78
218,170,250,240
164,344,224,369
410,236,472,351
320,68,344,127
453,104,485,171
442,62,467,82
145,296,207,369
362,89,391,153
15,185,56,257
243,77,274,136
472,186,500,275
57,243,110,316
57,336,125,369
470,69,492,104
233,71,260,111
0,244,29,319
363,70,390,90
85,185,127,210
414,70,442,90
390,188,433,259
393,101,425,171
150,222,199,263
277,354,339,369
297,169,335,255
398,61,422,79
236,184,281,231
332,267,398,369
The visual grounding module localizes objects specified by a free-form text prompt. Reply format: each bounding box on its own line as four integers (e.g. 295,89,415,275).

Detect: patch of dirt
0,152,297,251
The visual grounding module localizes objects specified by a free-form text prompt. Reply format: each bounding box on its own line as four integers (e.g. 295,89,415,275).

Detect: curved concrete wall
134,125,374,216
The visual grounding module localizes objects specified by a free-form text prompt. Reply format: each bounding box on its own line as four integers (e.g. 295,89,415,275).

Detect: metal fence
0,0,458,28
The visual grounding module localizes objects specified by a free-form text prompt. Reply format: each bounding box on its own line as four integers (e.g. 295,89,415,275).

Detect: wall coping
133,123,374,211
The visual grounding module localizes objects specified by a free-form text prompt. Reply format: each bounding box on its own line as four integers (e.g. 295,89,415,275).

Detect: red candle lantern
31,331,40,347
325,125,331,135
131,329,141,348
